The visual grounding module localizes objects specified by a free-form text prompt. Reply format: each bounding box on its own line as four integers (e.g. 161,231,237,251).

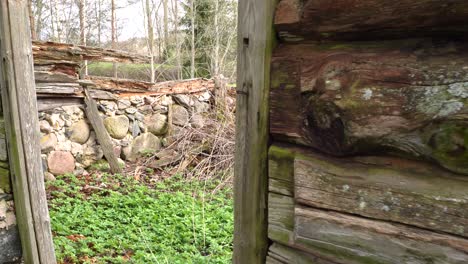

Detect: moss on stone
0,167,10,193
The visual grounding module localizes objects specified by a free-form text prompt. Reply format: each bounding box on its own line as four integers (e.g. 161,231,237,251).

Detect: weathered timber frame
233,0,277,263
0,1,56,263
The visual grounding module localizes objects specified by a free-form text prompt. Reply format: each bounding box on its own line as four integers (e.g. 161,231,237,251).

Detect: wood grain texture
294,206,468,264
294,152,468,238
0,1,56,263
32,40,150,64
275,0,468,41
270,40,468,175
267,243,334,264
269,146,294,196
233,0,277,262
83,88,122,174
268,192,294,245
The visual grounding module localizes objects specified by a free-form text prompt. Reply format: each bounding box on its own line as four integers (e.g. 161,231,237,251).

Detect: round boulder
68,120,90,144
47,151,75,175
104,115,129,139
145,113,168,136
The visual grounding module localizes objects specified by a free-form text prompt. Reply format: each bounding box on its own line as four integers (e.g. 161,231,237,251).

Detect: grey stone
193,100,210,113
130,96,143,105
117,99,131,110
173,94,192,109
126,133,161,161
0,226,22,263
104,116,129,139
62,105,82,116
152,105,168,113
47,113,65,129
40,133,57,153
172,104,189,126
145,113,168,136
198,91,212,101
39,120,53,133
126,107,138,114
131,121,141,138
190,114,204,129
138,105,153,114
135,112,145,121
44,172,56,181
68,120,90,144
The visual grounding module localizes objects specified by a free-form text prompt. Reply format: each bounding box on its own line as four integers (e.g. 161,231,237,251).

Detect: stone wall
39,91,212,178
0,95,22,263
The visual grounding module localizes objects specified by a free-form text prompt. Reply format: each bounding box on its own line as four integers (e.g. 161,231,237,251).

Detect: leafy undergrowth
46,173,233,264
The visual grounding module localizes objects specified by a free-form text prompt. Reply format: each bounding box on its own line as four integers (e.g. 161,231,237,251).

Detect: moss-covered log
270,40,468,175
275,0,468,41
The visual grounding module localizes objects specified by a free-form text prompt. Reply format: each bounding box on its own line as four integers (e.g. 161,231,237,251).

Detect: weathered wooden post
0,1,56,263
233,0,277,263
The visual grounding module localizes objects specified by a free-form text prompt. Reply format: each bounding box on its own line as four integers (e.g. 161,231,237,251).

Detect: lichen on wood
270,40,468,175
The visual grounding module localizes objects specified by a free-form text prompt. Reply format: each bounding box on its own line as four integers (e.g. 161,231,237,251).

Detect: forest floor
46,92,236,264
46,171,233,264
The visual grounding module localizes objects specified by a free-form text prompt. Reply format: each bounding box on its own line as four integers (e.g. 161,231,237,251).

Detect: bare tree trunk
35,0,44,40
190,0,195,78
79,0,88,76
145,0,155,82
111,0,117,78
28,0,37,40
213,0,220,77
96,0,102,46
49,0,57,41
172,0,182,79
163,0,169,56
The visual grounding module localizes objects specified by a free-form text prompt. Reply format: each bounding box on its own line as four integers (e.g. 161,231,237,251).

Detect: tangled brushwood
128,77,236,186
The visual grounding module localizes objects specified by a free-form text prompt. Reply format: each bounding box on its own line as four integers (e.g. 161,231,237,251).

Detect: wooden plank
268,243,334,264
36,83,82,94
294,206,468,264
233,0,277,262
294,151,468,238
83,88,122,174
34,70,78,83
270,41,468,175
268,192,294,245
37,98,83,112
275,0,468,41
269,145,295,196
0,1,56,263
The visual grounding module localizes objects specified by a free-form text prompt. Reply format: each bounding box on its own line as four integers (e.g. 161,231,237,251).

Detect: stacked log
267,1,468,263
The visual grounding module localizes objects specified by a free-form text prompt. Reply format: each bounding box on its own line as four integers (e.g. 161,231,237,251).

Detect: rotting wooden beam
32,40,151,64
233,0,277,262
0,1,56,263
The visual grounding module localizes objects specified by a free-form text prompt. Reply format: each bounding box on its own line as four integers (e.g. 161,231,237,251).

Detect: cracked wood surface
270,40,468,175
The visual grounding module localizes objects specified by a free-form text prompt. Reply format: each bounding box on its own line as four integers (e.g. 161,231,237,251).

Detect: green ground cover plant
46,173,233,264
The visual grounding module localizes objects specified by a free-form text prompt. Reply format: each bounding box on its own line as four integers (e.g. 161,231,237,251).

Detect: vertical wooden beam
83,88,122,174
234,0,277,263
0,1,56,263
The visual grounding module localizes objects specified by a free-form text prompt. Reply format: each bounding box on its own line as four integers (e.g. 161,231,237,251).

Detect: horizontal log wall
267,145,468,264
267,1,468,262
